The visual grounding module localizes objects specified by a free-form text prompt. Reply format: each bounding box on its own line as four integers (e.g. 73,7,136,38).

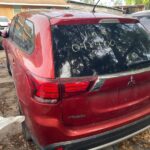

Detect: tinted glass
13,17,24,47
22,20,34,53
13,18,34,53
139,16,150,31
9,17,17,39
52,23,150,78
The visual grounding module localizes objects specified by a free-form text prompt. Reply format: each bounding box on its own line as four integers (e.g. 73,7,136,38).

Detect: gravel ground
0,50,150,150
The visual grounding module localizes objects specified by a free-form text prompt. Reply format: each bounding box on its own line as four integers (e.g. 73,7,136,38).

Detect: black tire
22,121,32,141
0,37,3,50
6,54,12,76
18,105,32,141
0,45,3,50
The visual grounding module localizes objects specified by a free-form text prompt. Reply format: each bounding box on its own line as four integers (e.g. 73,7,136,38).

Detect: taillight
55,147,64,150
26,72,60,104
60,77,97,98
35,83,59,99
26,72,97,103
64,81,90,98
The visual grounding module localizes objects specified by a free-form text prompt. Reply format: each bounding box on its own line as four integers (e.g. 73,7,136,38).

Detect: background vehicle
1,10,150,150
0,16,10,32
131,10,150,32
0,16,10,49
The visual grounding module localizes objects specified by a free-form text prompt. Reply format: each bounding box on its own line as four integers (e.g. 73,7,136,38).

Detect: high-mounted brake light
99,19,120,24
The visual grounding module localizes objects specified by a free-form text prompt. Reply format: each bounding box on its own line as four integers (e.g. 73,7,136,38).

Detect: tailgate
61,71,150,126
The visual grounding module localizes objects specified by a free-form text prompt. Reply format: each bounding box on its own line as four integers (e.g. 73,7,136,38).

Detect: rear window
52,22,150,78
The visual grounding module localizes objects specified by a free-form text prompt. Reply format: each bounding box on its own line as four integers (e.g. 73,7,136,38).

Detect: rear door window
52,23,150,78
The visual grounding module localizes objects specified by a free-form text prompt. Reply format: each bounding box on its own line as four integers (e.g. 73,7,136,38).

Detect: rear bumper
44,115,150,150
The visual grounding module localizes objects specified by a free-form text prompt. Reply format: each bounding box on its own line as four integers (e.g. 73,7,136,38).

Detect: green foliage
80,0,95,4
125,0,150,9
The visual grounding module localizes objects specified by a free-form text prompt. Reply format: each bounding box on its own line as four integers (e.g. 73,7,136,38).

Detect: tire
18,105,32,141
22,121,32,141
0,45,3,50
6,54,12,76
0,37,3,50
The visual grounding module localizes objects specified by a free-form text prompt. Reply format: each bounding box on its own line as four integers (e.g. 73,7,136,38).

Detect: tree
125,0,150,9
114,0,125,5
80,0,95,4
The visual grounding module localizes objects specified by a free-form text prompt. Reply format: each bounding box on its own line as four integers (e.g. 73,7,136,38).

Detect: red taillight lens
26,72,97,103
64,81,90,97
65,81,89,92
61,76,98,98
55,147,64,150
26,73,60,104
35,83,59,99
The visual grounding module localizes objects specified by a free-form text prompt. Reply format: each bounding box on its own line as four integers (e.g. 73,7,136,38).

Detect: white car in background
131,10,150,32
0,16,10,32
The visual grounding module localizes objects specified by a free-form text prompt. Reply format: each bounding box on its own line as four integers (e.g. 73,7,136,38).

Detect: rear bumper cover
44,115,150,150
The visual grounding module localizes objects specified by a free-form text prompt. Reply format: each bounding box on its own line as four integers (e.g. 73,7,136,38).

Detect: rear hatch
51,18,150,126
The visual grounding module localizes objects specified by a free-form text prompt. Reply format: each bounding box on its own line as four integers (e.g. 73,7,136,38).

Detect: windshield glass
52,23,150,78
0,17,9,22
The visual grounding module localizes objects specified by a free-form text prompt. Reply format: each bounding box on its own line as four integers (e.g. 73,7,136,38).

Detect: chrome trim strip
90,77,105,92
91,67,150,92
90,125,150,150
99,67,150,79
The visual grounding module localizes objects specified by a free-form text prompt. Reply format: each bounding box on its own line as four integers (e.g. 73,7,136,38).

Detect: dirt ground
0,49,150,150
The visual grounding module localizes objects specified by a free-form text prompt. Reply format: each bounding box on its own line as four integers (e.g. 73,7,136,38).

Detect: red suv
1,10,150,150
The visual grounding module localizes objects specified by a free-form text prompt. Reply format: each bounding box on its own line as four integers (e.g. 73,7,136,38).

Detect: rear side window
52,23,150,78
13,17,24,48
13,17,34,53
9,17,17,39
22,20,34,53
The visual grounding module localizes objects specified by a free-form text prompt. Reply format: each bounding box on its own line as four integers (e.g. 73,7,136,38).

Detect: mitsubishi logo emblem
128,76,136,87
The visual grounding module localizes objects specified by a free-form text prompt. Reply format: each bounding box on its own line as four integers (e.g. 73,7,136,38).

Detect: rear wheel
0,45,3,50
22,121,32,141
6,55,12,76
0,37,3,50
